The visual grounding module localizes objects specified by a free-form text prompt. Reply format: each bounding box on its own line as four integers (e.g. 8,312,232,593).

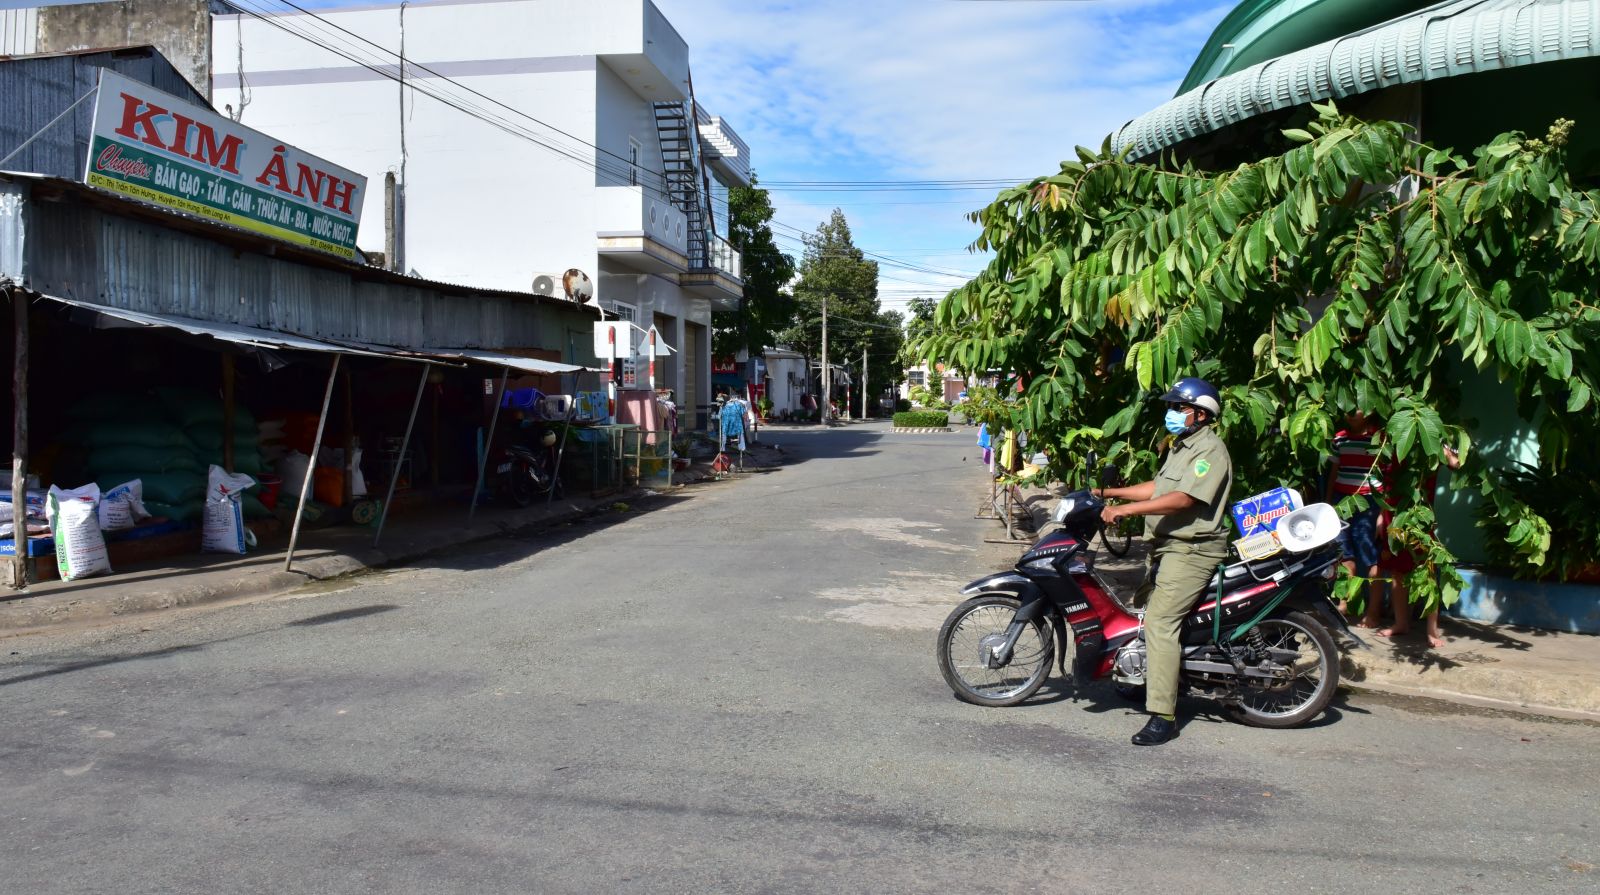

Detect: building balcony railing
705,234,742,280
682,234,743,310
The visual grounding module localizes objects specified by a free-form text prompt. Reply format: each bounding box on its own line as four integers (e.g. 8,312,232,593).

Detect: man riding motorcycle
1095,378,1233,746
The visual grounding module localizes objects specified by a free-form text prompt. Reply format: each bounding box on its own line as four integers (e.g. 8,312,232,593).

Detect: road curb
1340,647,1600,721
891,426,952,434
0,498,610,637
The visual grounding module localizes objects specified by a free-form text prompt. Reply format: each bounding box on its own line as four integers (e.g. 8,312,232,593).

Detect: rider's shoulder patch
1194,458,1211,478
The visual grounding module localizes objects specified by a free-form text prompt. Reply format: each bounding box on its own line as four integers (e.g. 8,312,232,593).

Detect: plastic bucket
257,474,283,510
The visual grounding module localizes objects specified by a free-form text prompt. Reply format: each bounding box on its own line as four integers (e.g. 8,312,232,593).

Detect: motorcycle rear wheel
1228,610,1339,729
937,594,1054,707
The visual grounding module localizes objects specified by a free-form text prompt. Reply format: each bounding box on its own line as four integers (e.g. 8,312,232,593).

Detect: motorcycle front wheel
936,594,1054,707
1229,610,1339,728
506,467,538,507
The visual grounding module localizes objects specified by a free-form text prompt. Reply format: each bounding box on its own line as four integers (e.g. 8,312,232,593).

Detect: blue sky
654,0,1234,315
1,0,1233,314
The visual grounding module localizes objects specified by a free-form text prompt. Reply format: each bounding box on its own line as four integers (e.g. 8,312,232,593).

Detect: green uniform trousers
1136,539,1229,716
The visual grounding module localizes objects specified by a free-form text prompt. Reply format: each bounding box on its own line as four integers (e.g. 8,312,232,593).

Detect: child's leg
1380,576,1410,636
1359,567,1384,627
1424,607,1444,648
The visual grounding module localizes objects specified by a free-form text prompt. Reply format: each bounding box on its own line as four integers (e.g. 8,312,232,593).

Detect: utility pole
820,295,830,424
862,346,868,419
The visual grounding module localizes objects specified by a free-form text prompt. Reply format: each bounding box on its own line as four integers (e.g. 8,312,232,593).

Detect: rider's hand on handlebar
1100,504,1128,525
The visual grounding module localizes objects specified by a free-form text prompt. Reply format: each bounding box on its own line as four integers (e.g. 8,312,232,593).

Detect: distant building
210,0,748,424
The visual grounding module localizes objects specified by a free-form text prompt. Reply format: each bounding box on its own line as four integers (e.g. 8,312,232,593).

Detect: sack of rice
97,479,151,531
202,465,257,554
46,484,112,580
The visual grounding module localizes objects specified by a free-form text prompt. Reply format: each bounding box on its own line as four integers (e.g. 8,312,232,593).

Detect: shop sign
712,357,739,374
84,70,367,259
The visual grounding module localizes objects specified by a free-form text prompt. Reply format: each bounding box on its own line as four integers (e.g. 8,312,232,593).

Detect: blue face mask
1164,409,1190,435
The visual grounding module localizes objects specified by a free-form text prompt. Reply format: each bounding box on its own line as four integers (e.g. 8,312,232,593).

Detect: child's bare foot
1377,626,1409,638
1358,615,1383,629
1427,633,1445,648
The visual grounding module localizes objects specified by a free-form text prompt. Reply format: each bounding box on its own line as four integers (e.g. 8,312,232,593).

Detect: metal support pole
545,369,581,508
9,287,29,589
222,354,236,473
284,354,342,572
373,363,430,548
468,366,508,525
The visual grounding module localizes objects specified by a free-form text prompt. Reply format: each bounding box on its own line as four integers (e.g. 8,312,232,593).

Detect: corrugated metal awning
413,346,600,375
39,294,433,362
335,339,601,374
1112,0,1600,160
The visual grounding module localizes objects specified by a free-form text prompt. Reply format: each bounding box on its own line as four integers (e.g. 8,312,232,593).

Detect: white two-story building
211,0,750,422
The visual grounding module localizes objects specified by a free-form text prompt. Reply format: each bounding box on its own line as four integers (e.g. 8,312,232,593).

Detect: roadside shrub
893,411,949,428
895,398,912,413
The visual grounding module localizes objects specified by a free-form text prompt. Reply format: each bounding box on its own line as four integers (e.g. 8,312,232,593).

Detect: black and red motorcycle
936,462,1359,728
494,430,562,506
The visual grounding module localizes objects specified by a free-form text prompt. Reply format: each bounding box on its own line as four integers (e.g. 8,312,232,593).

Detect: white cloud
656,0,1232,307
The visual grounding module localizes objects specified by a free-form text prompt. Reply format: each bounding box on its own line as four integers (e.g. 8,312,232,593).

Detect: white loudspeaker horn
1275,503,1341,553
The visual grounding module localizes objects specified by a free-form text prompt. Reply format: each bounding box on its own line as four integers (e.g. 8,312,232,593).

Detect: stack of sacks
67,394,206,522
0,487,49,539
155,388,274,520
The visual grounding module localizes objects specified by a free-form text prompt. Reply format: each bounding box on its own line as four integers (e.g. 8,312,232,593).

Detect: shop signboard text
84,71,367,259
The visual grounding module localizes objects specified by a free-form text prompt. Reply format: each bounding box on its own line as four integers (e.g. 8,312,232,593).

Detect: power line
227,0,979,287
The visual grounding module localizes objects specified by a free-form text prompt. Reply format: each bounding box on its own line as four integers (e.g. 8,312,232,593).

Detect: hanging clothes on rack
719,398,748,452
977,423,992,466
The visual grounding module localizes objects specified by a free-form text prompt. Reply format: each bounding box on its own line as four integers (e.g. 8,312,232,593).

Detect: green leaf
1568,381,1592,413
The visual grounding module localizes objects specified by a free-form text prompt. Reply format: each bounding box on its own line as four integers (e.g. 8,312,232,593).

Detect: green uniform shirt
1146,426,1233,544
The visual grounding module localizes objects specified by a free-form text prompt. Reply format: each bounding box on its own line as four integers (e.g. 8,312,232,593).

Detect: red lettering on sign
292,163,326,203
323,176,357,215
95,144,152,179
254,145,291,193
173,113,245,175
112,92,168,150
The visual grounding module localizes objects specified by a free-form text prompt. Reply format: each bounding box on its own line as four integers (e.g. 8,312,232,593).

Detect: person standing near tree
1327,411,1389,627
1097,378,1234,746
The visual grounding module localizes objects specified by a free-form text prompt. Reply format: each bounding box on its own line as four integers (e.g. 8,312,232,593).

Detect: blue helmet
1160,377,1221,421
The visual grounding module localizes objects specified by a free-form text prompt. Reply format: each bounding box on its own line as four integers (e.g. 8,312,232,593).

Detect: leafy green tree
779,209,890,410
917,105,1600,608
712,178,797,358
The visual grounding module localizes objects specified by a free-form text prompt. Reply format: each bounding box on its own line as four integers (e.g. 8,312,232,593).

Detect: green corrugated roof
1116,0,1600,161
1179,0,1440,94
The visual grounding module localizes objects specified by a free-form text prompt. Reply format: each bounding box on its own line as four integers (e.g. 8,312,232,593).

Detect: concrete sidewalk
1001,483,1600,721
0,491,631,636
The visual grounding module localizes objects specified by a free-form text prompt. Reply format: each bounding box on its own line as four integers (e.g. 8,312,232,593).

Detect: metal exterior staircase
653,92,716,271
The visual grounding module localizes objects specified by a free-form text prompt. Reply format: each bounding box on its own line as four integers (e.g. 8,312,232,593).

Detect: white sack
47,484,112,581
202,465,257,555
278,450,312,498
350,447,367,497
97,479,151,531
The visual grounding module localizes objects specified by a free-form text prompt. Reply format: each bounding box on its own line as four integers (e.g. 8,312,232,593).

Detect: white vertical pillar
673,315,687,408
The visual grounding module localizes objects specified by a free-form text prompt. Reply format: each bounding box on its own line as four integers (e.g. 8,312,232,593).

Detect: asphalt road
2,423,1596,893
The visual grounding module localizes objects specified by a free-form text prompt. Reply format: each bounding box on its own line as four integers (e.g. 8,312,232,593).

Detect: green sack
96,471,203,505
144,499,202,523
241,494,272,520
86,445,202,475
84,422,193,451
66,393,166,422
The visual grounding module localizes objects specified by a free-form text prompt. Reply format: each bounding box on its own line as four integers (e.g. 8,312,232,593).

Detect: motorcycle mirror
1099,465,1124,488
1085,450,1099,473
